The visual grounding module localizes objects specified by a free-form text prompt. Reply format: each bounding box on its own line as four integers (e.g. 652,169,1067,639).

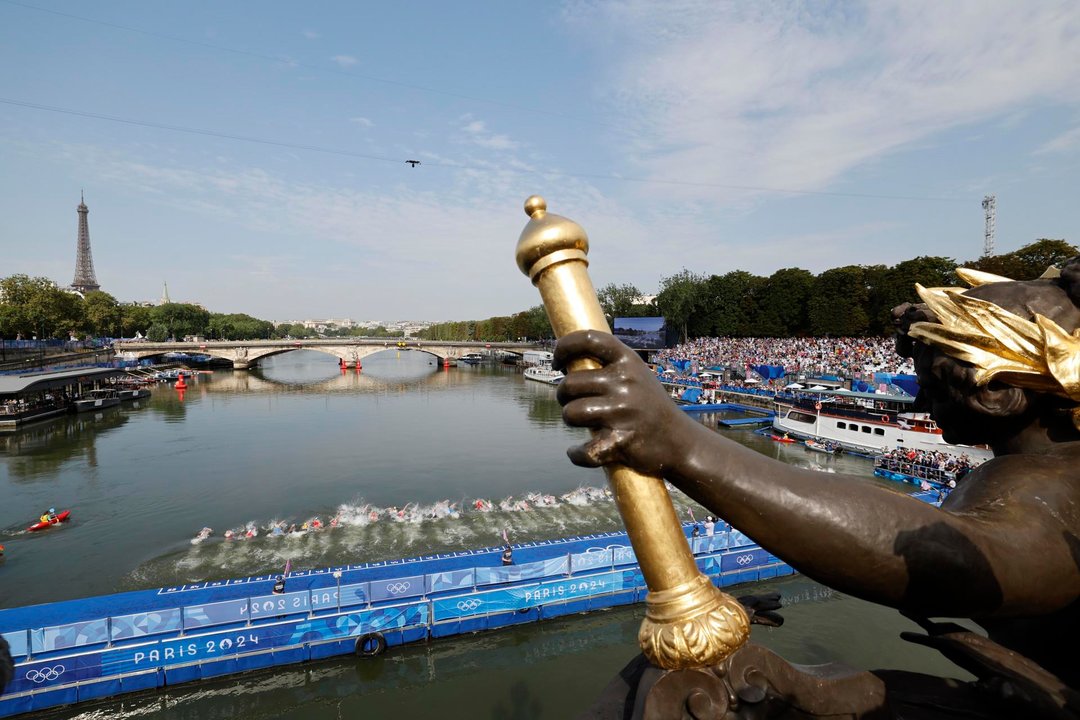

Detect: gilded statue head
893,256,1080,447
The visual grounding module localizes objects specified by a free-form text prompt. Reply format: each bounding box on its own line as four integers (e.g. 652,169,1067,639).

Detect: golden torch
515,196,749,670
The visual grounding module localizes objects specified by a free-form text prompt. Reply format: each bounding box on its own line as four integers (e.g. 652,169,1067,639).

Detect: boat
770,434,797,443
804,439,841,454
772,389,992,461
459,352,485,365
73,389,120,413
118,388,151,401
27,510,71,532
523,364,564,385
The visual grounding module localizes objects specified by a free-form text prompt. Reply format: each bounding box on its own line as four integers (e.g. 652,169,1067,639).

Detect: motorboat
459,353,485,365
524,364,564,385
118,388,151,401
73,389,120,413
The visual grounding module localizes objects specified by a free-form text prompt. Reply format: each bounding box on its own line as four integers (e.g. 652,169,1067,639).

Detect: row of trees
4,238,1073,345
418,238,1077,343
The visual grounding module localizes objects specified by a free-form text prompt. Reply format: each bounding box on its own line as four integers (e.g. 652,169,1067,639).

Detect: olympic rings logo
385,582,412,595
25,665,65,683
456,599,483,612
735,554,755,566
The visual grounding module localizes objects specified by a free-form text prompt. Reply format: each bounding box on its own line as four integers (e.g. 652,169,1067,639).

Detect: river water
0,350,969,718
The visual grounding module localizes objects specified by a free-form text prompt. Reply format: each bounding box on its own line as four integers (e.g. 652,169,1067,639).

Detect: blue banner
110,609,182,641
569,549,611,573
10,652,105,695
612,546,636,566
35,618,109,653
242,591,311,619
432,571,626,621
426,569,474,594
720,548,772,572
309,582,369,611
369,575,425,603
1,631,27,658
182,598,249,631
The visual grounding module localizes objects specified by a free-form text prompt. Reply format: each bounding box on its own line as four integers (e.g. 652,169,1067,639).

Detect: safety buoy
355,632,386,657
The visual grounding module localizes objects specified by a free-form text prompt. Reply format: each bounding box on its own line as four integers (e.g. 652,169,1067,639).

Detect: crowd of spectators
653,337,915,380
876,447,985,485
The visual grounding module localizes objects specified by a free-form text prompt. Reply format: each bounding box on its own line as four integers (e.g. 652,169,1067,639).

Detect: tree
808,266,870,336
0,274,85,338
597,283,644,324
753,268,815,337
120,305,153,338
150,303,210,339
82,291,122,338
965,239,1078,281
656,269,707,343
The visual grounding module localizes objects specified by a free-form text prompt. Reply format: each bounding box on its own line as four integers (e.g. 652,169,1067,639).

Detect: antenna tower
981,194,996,257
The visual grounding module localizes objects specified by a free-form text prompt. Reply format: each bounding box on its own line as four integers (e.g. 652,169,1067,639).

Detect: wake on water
126,484,708,592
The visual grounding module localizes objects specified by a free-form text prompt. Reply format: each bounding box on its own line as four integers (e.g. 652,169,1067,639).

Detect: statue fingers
553,330,629,371
556,367,617,406
566,429,629,468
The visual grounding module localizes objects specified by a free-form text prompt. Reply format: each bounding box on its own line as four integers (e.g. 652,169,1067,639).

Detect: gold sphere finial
515,196,589,283
524,195,547,218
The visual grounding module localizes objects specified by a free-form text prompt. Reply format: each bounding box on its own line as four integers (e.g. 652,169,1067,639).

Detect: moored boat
73,389,120,412
118,388,151,401
772,389,992,461
459,352,485,365
523,364,564,385
804,439,841,454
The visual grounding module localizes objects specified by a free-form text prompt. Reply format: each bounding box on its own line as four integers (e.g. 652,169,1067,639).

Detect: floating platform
0,524,791,718
680,402,775,426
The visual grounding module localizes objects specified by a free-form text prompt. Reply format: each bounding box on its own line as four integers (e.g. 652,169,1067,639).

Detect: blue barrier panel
720,547,771,572
1,631,27,658
309,582,368,612
369,575,425,603
696,555,722,575
9,653,105,696
288,602,427,645
729,530,753,548
110,608,182,641
182,597,250,631
612,546,636,566
36,618,109,653
426,568,475,594
243,591,310,620
475,557,565,586
432,570,626,621
569,549,612,574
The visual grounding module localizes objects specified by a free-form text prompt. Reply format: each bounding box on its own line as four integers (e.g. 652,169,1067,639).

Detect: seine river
0,350,969,718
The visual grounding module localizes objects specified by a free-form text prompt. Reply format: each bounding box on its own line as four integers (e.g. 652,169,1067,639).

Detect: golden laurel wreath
907,268,1080,420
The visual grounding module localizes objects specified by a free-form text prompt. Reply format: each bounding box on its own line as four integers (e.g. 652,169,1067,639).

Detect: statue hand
554,330,696,474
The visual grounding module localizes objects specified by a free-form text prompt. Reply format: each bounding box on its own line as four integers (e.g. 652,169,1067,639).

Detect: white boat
73,388,121,413
772,389,992,462
524,364,564,385
459,352,485,365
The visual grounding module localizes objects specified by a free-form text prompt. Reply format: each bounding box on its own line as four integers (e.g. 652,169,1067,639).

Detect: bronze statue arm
554,331,1080,618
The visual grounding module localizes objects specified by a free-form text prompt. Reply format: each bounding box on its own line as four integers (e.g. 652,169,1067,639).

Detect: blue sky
1,1,1078,323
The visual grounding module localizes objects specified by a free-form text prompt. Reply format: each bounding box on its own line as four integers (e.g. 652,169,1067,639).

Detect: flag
283,559,292,578
502,528,509,545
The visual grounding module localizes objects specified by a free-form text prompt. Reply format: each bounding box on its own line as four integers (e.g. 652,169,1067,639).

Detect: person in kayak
39,508,56,525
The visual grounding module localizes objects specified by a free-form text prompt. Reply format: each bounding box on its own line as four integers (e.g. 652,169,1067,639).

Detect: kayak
28,510,71,532
770,435,797,444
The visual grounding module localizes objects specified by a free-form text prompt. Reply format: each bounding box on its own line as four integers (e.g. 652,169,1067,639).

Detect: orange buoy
175,372,187,390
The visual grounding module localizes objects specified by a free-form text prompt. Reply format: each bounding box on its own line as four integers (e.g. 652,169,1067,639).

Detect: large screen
613,317,670,350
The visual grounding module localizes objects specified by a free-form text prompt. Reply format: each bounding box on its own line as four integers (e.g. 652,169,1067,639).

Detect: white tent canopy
784,382,804,389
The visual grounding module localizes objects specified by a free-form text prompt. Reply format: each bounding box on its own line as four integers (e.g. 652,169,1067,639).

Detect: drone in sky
405,160,421,168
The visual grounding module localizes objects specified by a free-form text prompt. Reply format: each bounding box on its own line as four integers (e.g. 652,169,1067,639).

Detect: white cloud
331,55,357,67
459,117,520,151
349,116,374,128
1036,126,1080,154
562,0,1080,202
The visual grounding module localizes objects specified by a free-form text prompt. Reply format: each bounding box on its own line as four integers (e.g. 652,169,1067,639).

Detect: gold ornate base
639,574,750,670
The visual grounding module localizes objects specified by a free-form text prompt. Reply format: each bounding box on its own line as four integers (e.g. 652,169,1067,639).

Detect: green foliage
120,305,153,338
656,269,707,343
150,303,210,339
808,266,870,336
146,323,169,342
83,291,122,337
964,239,1078,280
597,283,651,321
0,275,85,338
208,312,274,340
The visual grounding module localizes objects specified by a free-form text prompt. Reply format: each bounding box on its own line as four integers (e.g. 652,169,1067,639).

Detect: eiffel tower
71,191,100,294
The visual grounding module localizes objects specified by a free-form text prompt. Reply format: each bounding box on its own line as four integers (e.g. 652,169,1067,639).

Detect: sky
1,1,1078,324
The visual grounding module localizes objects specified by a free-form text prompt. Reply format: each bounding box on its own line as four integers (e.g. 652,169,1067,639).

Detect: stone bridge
112,339,546,370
